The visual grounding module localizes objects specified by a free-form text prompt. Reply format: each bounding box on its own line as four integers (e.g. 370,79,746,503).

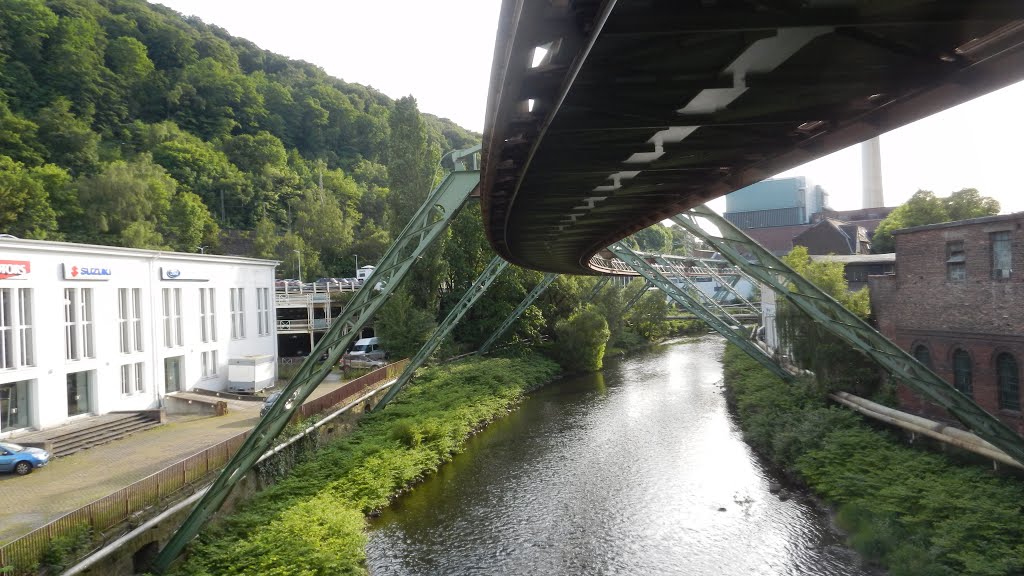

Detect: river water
366,337,872,575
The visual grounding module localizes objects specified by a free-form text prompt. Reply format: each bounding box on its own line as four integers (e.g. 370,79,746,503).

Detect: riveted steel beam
152,153,481,573
480,272,559,355
671,205,1024,466
374,256,510,410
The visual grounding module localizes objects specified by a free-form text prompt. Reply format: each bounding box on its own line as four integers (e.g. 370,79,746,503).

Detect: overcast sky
157,0,1024,215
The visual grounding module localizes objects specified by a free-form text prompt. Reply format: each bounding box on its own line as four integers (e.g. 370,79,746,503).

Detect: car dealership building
0,238,278,436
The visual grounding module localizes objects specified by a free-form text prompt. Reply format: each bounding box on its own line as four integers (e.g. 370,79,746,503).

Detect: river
366,336,873,575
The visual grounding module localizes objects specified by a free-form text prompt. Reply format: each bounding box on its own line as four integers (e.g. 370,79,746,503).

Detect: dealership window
1,288,34,370
952,349,973,395
64,288,94,361
0,380,30,432
230,288,246,339
201,350,218,378
991,231,1012,280
997,353,1020,411
162,288,183,348
120,361,144,395
912,344,932,369
118,288,143,354
199,288,216,343
257,287,271,336
946,240,966,281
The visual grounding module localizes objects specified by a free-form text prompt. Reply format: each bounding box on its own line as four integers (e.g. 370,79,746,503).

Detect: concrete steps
15,412,163,458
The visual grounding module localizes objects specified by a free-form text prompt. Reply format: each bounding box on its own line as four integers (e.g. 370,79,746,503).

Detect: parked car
0,441,50,475
260,391,294,417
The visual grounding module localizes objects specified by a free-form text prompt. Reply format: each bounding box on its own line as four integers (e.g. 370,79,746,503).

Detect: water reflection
366,337,871,576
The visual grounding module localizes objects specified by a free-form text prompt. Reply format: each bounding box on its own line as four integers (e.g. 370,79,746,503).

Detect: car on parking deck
260,391,294,417
0,441,50,475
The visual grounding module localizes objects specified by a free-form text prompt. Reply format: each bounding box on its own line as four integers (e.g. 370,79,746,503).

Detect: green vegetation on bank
170,354,559,576
723,344,1024,576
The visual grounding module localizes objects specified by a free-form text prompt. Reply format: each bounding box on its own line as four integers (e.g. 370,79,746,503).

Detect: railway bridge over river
151,2,1024,571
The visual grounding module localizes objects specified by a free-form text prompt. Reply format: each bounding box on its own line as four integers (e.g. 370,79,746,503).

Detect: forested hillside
0,0,477,279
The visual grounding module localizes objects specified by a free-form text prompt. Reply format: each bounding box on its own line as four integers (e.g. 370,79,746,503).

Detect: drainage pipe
829,391,1023,471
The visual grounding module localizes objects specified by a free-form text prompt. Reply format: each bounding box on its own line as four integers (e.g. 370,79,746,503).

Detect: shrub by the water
171,354,558,576
722,344,1024,575
553,306,610,373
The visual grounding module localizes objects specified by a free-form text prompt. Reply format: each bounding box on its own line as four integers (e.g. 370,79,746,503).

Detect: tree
376,289,437,359
75,155,176,243
873,189,999,252
251,217,279,259
35,97,100,176
0,99,43,165
554,306,611,373
0,155,60,238
630,224,672,253
165,190,220,252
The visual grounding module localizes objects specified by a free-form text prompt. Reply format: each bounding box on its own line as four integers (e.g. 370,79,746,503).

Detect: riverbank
722,344,1024,575
170,354,559,575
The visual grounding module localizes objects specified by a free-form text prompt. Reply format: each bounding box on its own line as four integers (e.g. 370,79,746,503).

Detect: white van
343,337,386,365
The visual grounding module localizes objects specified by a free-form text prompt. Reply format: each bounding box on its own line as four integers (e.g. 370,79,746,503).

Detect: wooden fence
0,360,407,571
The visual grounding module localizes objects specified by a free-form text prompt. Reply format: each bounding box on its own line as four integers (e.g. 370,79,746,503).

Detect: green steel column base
671,205,1024,467
374,256,510,410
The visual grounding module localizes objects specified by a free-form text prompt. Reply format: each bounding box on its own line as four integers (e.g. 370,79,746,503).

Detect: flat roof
809,254,896,264
894,212,1024,235
0,237,279,267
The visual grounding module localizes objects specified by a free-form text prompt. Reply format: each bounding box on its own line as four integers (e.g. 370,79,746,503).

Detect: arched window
997,353,1020,411
913,345,932,369
952,349,973,395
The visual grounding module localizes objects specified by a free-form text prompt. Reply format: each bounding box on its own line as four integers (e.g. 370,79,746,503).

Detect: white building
0,238,278,436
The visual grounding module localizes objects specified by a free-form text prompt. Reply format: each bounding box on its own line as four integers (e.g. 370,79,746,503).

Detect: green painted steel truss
373,256,510,410
607,242,790,381
152,151,481,573
670,205,1024,466
479,272,559,355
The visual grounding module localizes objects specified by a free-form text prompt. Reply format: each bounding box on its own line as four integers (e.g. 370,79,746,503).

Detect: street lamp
353,254,358,278
293,249,303,283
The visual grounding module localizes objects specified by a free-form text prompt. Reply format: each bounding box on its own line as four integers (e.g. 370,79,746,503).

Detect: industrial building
870,213,1024,433
0,238,278,436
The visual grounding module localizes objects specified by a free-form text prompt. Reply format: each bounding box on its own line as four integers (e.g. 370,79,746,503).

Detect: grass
722,344,1024,575
171,353,559,576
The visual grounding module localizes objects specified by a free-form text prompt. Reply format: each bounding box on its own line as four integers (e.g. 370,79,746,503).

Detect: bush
553,306,610,373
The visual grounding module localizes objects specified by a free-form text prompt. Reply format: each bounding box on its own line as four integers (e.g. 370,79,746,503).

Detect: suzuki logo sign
0,260,30,280
62,263,113,280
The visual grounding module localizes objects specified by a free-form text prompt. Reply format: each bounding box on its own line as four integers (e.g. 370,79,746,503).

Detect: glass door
165,356,183,393
0,380,29,432
66,371,91,417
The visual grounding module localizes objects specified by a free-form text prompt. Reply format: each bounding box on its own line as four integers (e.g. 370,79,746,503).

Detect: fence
0,360,408,572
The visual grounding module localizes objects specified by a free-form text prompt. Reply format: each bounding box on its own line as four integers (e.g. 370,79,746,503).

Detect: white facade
0,238,278,436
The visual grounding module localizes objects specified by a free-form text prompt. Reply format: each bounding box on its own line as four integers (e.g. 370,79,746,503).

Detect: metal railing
0,360,406,572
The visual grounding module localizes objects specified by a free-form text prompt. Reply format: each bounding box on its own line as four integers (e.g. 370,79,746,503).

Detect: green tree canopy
873,189,1000,253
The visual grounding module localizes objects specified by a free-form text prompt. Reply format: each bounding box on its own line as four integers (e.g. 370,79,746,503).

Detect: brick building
870,213,1024,433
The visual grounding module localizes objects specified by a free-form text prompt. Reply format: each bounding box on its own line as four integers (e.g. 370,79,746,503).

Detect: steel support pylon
479,272,558,355
607,242,790,381
622,279,652,313
152,151,481,573
671,205,1024,466
374,256,510,410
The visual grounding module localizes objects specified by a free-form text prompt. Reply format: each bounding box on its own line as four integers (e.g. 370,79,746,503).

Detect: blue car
0,441,50,475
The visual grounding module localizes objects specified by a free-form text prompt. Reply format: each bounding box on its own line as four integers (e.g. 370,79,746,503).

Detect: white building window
1,288,34,370
118,288,143,354
257,287,271,336
120,361,144,395
199,288,216,343
201,350,218,378
64,288,95,361
230,288,246,339
162,288,183,348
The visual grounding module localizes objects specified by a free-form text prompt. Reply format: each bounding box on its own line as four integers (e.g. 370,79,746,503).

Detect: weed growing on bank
171,354,559,576
723,345,1024,576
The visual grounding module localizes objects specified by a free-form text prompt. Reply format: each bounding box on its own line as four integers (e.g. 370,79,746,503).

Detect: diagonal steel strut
373,256,510,410
479,272,559,355
151,153,481,573
671,205,1024,466
607,242,791,381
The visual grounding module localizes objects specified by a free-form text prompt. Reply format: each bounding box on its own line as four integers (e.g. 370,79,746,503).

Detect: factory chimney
861,137,884,208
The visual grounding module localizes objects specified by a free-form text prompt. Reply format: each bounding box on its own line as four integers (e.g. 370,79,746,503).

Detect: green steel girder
479,272,558,355
622,279,652,313
374,256,510,410
671,205,1024,466
152,158,481,574
653,256,755,320
607,242,791,381
588,275,611,299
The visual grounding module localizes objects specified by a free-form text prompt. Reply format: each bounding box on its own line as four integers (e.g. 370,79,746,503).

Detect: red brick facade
869,213,1024,434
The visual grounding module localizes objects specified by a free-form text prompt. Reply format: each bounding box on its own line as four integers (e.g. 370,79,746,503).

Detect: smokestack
861,137,884,208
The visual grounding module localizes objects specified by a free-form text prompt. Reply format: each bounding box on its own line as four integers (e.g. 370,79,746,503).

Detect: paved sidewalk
0,374,349,544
